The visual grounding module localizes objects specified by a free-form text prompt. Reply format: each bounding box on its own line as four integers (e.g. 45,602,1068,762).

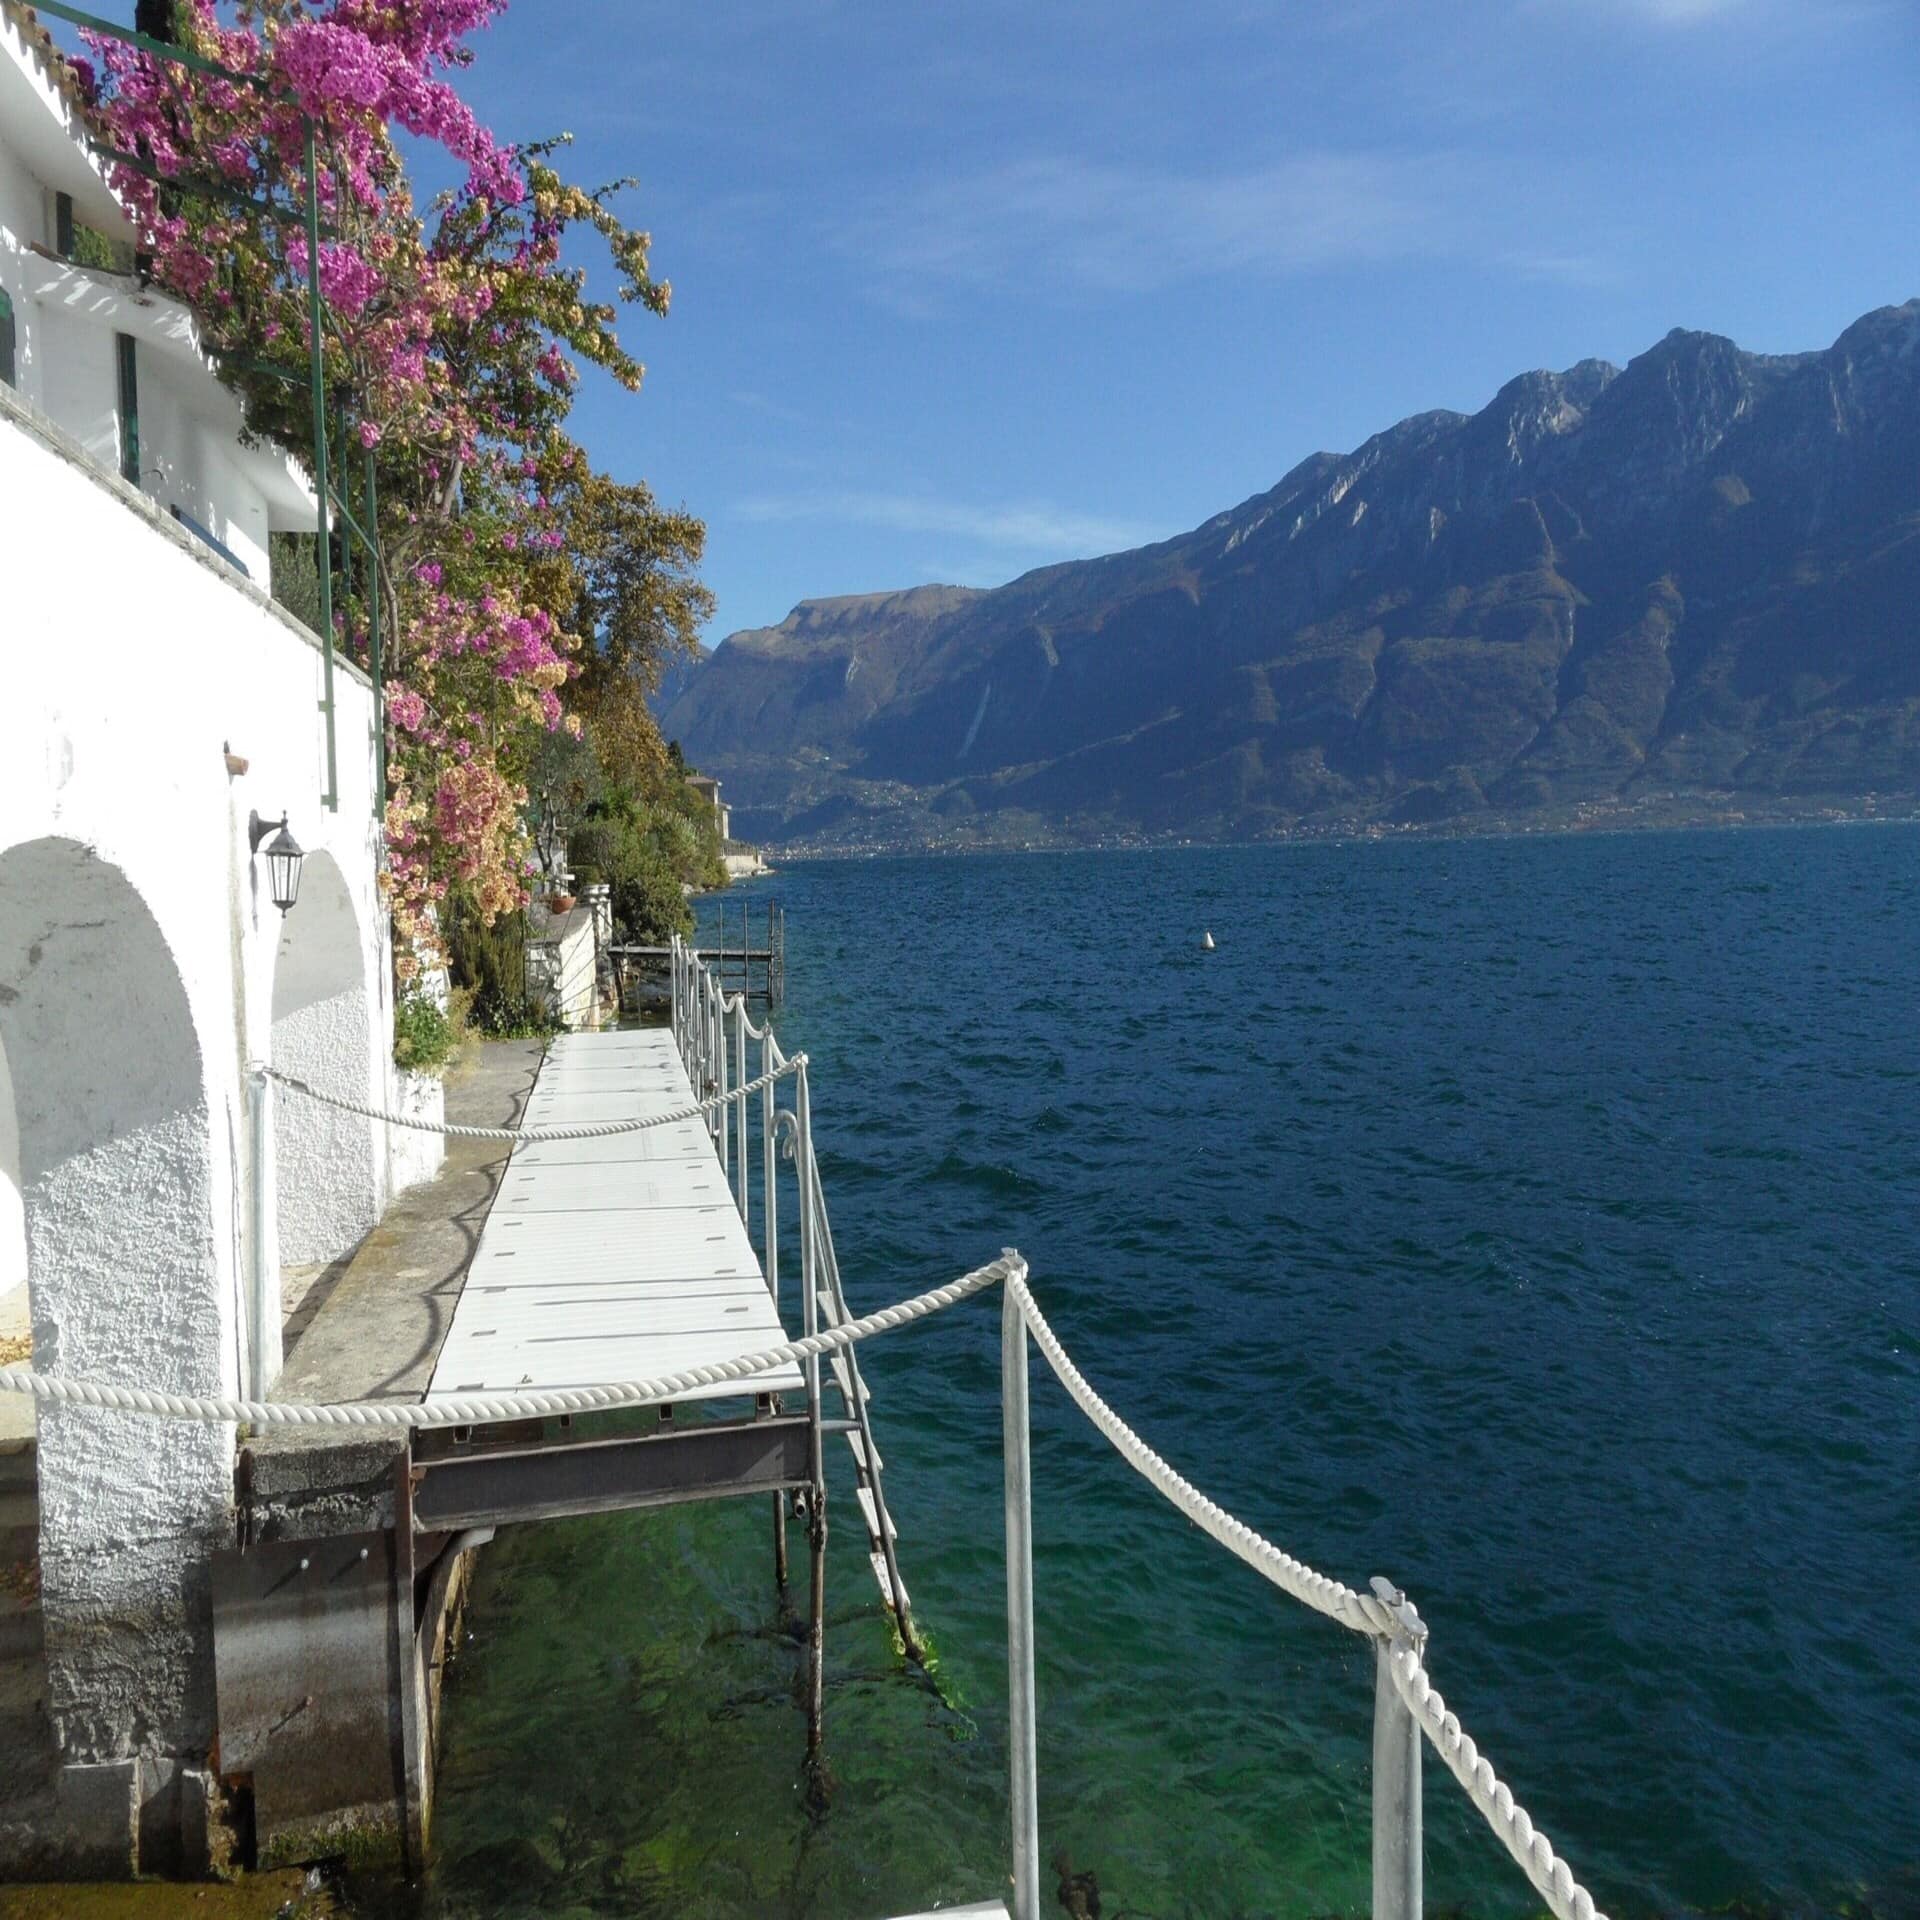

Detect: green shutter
0,291,14,388
55,192,74,259
116,333,140,485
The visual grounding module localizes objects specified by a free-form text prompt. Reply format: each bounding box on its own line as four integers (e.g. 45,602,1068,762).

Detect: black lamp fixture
249,809,306,915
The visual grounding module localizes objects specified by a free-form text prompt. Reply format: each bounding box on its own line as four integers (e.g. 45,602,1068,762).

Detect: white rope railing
1005,1268,1399,1640
0,1254,1019,1430
264,1055,802,1142
1390,1645,1604,1920
664,931,1614,1920
1002,1266,1608,1920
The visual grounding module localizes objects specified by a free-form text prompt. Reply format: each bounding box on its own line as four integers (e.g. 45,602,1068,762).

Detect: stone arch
0,834,230,1785
269,847,379,1272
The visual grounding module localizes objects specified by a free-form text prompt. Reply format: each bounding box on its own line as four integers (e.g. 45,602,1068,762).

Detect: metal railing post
795,1063,819,1361
710,980,725,1155
733,997,749,1223
1003,1284,1041,1920
715,986,725,1173
246,1066,278,1397
698,975,710,1130
762,1030,779,1307
1370,1577,1425,1920
796,1059,827,1762
714,998,725,1175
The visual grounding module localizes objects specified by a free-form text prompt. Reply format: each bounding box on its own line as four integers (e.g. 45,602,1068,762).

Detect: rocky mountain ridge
661,301,1920,848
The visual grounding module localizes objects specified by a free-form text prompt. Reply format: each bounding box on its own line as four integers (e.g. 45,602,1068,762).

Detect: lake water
418,827,1920,1920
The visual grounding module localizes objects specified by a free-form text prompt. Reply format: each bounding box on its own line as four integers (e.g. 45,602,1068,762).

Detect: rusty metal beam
409,1416,816,1533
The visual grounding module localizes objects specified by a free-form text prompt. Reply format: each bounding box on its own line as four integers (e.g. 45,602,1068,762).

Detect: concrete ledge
139,1756,221,1877
244,1431,407,1499
53,1757,139,1878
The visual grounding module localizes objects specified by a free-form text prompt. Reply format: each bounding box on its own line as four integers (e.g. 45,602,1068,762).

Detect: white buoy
1201,930,1216,951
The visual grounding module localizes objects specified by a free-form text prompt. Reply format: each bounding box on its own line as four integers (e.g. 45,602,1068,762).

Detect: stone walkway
276,1039,542,1404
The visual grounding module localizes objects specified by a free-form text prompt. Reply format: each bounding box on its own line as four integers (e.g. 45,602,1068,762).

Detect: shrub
392,986,467,1076
569,807,695,944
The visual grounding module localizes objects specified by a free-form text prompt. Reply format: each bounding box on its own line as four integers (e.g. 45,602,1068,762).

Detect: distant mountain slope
661,301,1920,847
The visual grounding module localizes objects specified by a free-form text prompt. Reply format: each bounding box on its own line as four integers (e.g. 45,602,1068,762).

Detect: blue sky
256,2,1920,638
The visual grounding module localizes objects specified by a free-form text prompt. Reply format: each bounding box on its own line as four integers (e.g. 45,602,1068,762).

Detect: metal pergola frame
35,0,386,815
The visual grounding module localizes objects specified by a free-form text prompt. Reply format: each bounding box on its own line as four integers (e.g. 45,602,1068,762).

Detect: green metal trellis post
304,116,338,813
365,442,384,802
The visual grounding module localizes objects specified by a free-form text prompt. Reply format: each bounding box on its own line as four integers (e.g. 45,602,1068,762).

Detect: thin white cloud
729,389,811,427
834,151,1467,297
734,488,1161,556
1526,0,1750,22
1615,0,1746,17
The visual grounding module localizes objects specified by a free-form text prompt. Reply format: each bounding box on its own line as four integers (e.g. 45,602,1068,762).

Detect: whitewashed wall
2,116,309,585
527,904,599,1029
0,388,441,1856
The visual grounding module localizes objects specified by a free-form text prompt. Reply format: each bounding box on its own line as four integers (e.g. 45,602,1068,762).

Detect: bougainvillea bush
83,0,709,975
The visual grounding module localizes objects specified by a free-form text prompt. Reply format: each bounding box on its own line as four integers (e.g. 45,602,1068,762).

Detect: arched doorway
269,848,379,1281
0,835,229,1796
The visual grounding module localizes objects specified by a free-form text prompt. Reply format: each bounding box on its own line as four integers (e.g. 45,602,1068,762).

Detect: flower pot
548,893,576,914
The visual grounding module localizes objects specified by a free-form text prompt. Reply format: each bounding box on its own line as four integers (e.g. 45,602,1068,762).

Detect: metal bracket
1370,1574,1428,1648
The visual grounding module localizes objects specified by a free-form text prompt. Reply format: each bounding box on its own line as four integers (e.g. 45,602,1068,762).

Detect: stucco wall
270,851,381,1272
0,131,46,413
0,389,441,1849
35,291,115,468
527,906,599,1030
388,1072,446,1196
2,112,302,587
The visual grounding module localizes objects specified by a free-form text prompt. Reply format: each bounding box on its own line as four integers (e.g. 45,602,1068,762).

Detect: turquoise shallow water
418,827,1920,1920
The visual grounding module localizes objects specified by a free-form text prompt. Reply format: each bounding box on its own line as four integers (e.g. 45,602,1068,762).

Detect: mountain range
658,300,1920,849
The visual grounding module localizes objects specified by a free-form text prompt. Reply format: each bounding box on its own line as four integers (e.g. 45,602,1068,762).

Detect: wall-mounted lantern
249,810,306,915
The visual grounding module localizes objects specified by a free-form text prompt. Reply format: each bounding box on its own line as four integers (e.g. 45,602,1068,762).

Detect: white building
686,771,731,842
0,7,314,579
0,1,438,1874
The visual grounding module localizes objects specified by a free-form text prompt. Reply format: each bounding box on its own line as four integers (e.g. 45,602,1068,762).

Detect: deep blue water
425,827,1920,1920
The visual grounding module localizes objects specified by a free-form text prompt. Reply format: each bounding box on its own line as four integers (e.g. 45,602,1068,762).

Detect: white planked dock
427,1029,803,1402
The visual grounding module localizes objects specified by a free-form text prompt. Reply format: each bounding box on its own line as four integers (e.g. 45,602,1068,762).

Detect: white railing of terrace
670,932,1611,1920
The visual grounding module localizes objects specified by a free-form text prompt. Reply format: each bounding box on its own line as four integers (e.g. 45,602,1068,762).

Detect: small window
55,192,74,260
115,332,140,486
0,291,14,388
